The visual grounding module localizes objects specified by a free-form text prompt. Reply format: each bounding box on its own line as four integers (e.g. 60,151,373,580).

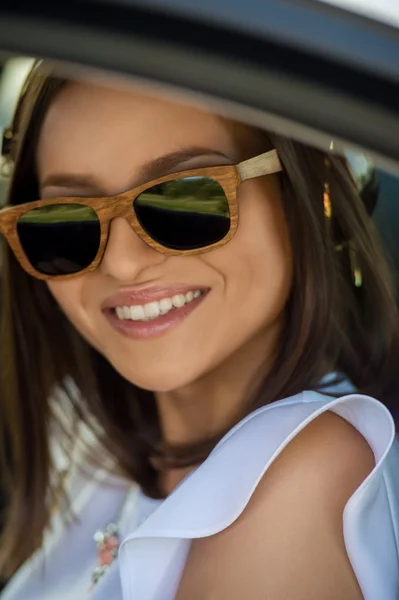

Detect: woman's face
38,81,293,392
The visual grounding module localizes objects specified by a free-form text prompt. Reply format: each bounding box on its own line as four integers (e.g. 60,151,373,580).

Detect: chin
110,357,201,393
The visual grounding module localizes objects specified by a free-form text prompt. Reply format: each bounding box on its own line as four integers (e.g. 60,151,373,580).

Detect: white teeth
116,306,124,320
130,305,145,320
114,289,204,321
144,301,160,320
159,297,173,314
172,294,186,308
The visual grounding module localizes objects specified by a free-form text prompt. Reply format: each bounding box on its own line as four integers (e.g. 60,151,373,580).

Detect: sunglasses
0,148,282,280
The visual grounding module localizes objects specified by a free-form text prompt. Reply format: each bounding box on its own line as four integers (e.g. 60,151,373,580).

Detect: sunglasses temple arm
0,209,8,235
237,149,283,182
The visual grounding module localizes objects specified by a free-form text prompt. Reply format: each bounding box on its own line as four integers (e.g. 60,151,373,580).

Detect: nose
100,217,166,281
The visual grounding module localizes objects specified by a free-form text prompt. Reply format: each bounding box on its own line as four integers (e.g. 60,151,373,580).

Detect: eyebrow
40,147,232,195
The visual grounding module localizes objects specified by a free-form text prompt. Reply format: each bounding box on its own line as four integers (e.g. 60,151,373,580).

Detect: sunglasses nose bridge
115,193,135,223
104,194,132,221
106,195,138,238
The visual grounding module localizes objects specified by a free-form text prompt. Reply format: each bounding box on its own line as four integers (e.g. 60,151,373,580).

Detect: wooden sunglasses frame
0,148,282,280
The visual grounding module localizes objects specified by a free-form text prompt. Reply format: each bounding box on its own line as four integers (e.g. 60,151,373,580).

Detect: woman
0,60,398,599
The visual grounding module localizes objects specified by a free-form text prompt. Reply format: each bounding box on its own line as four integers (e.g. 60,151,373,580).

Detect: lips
101,284,208,310
102,284,209,340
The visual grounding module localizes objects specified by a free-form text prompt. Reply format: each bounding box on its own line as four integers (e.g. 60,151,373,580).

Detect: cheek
207,178,292,325
47,277,102,349
47,278,84,315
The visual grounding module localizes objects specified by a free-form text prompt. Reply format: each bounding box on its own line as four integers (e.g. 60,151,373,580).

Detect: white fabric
3,390,399,600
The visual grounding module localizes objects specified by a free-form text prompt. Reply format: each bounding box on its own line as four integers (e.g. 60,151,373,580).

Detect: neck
155,318,283,493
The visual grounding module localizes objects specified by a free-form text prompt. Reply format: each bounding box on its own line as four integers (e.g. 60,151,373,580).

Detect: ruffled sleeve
118,392,398,600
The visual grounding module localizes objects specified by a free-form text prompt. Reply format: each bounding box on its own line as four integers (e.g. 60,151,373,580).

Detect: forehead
37,82,251,190
40,81,230,143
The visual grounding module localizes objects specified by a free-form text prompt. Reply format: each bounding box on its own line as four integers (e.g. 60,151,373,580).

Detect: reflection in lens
134,177,230,250
17,203,101,275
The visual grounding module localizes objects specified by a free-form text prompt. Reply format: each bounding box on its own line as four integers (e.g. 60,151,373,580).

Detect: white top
3,388,399,600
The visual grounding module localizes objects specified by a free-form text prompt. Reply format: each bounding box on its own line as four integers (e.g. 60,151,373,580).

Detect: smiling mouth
111,289,205,322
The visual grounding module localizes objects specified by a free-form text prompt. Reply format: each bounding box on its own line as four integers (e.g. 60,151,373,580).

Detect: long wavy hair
0,62,398,578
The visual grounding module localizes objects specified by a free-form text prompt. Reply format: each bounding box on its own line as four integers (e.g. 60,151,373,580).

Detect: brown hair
1,63,398,578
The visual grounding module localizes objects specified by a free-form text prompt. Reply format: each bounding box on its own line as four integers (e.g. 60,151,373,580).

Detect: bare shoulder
176,411,375,600
269,409,375,499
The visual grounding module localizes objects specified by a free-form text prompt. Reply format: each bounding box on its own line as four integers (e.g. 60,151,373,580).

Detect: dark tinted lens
134,177,230,250
17,204,101,275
